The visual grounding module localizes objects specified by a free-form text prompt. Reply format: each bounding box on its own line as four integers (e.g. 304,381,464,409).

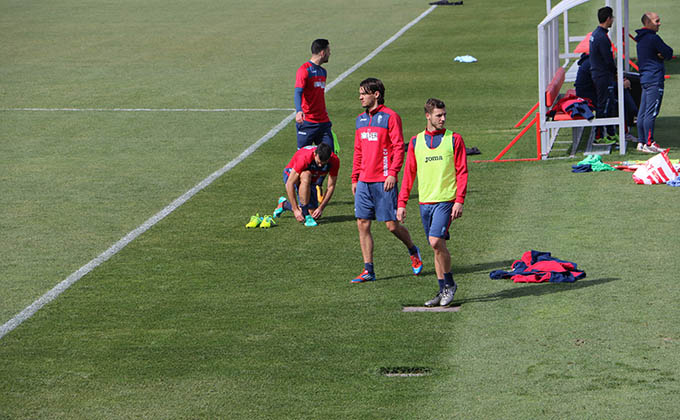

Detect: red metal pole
535,112,542,160
493,115,537,161
514,102,539,128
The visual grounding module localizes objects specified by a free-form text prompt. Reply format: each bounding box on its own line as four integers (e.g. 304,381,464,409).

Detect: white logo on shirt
361,131,378,141
383,149,389,176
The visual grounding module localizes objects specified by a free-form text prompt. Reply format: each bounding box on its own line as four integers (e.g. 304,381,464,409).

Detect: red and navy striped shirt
295,61,329,123
352,104,405,183
286,146,339,184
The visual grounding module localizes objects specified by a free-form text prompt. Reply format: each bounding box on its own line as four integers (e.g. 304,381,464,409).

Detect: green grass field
2,0,680,418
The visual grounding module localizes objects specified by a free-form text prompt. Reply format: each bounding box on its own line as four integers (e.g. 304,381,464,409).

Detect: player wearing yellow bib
397,98,468,307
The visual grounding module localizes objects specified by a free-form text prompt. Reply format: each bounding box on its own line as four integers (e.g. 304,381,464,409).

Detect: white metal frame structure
538,0,630,158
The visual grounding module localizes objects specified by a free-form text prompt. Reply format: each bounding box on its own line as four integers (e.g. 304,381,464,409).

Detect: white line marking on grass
326,5,436,91
0,5,438,340
0,112,295,340
0,108,295,112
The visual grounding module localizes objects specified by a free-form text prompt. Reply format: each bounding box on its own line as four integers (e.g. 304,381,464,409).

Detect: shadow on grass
371,261,518,283
321,214,358,224
456,260,517,274
459,277,619,304
654,116,680,148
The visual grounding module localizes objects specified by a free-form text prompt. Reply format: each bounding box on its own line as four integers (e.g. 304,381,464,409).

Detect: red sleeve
398,136,418,207
387,112,405,178
453,133,468,204
351,128,362,183
329,154,340,177
292,149,313,174
295,65,307,89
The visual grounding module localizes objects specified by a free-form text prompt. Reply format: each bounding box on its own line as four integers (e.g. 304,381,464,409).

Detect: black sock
365,263,374,274
444,272,454,288
408,245,419,256
301,205,310,217
438,279,445,292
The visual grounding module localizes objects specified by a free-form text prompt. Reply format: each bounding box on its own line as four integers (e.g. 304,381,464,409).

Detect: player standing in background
294,39,335,201
398,98,468,307
351,78,422,283
294,39,334,151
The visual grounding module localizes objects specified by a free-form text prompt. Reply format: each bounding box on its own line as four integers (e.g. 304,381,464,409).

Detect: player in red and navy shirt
273,143,339,227
294,39,334,151
349,78,422,283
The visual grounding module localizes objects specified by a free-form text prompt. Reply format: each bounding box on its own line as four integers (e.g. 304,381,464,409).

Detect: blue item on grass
666,176,680,187
454,55,477,63
572,164,592,173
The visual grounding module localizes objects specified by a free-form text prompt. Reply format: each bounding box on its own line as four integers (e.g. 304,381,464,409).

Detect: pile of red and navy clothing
489,250,586,283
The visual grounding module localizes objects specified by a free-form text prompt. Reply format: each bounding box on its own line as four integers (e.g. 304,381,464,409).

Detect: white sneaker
648,142,668,154
425,292,442,307
439,283,457,306
638,143,655,153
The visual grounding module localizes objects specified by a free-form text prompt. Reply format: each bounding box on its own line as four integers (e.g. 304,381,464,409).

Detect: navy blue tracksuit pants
637,83,664,145
593,77,639,139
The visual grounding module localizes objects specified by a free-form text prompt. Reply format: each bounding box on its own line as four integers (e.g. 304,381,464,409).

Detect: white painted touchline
0,5,438,340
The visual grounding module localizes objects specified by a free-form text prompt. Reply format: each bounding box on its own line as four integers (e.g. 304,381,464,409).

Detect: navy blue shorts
354,181,398,221
419,202,453,240
283,168,319,208
296,121,334,152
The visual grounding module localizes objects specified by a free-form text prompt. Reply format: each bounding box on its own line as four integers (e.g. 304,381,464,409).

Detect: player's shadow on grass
322,214,360,224
459,277,619,304
371,260,518,282
456,260,517,274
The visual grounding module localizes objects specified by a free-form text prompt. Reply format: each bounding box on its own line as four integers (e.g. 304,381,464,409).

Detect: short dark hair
359,78,385,105
424,98,446,114
598,6,613,23
641,13,651,25
315,143,332,162
311,39,329,55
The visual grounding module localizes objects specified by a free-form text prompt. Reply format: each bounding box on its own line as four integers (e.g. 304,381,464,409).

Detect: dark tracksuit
576,53,637,129
589,26,617,137
635,28,673,145
575,53,596,104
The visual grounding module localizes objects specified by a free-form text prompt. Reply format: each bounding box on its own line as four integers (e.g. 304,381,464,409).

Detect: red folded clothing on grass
489,250,586,283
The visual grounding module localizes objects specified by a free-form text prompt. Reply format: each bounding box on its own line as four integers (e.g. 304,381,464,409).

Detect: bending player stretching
274,143,339,227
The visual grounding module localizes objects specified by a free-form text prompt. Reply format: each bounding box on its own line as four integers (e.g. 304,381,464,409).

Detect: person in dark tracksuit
576,53,639,145
635,12,673,153
575,53,597,106
589,6,618,144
